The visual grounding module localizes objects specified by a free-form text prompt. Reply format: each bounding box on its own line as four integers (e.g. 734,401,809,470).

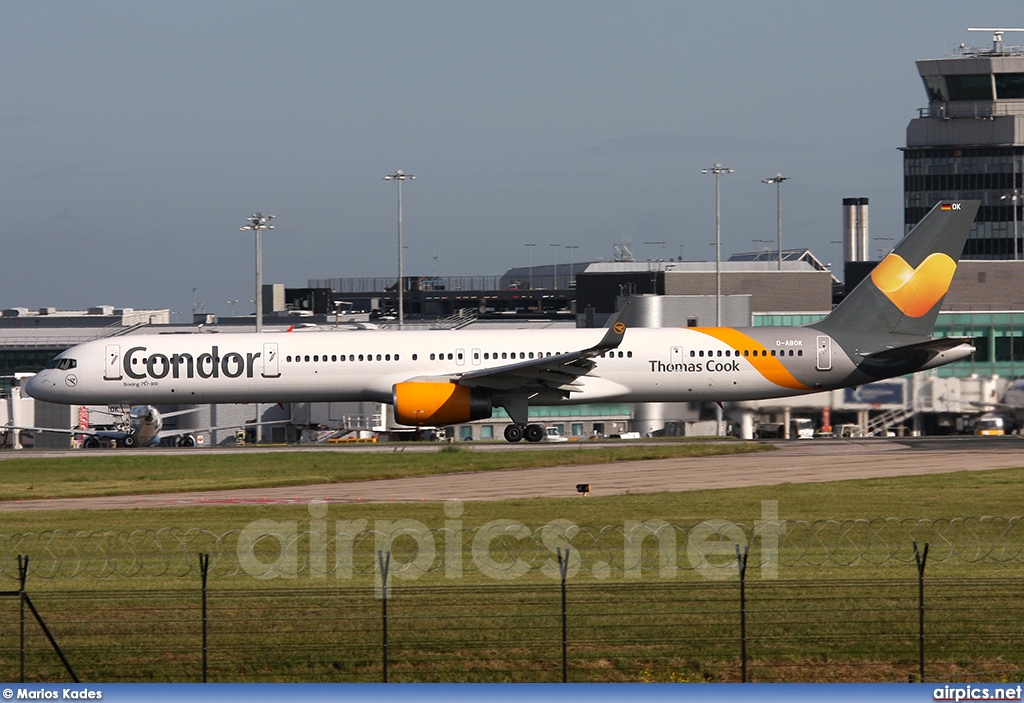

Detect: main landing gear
504,423,546,443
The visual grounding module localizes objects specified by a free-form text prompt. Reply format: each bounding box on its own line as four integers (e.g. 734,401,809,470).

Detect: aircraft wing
156,419,289,439
454,306,628,395
4,425,102,437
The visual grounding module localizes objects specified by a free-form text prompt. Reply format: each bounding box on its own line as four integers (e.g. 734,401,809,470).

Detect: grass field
1,446,1021,683
0,442,765,501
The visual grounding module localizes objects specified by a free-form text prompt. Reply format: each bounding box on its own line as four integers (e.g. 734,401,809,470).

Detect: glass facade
995,73,1024,99
491,403,633,419
903,147,1023,259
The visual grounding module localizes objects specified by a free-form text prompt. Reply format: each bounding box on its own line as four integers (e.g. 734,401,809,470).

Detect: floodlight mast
239,212,274,445
240,213,275,333
762,174,790,270
383,170,415,330
701,163,734,326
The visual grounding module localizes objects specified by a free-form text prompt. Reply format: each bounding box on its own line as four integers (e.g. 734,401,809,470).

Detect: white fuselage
26,326,872,407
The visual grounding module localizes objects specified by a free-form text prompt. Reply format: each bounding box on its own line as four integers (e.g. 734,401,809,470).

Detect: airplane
26,200,980,444
81,404,201,447
4,404,250,448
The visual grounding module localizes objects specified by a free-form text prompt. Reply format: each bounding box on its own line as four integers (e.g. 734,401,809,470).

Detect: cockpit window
47,358,77,370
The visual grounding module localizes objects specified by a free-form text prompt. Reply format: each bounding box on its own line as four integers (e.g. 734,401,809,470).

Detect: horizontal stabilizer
862,337,974,361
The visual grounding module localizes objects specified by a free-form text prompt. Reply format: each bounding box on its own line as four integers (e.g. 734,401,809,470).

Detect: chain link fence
2,564,1021,683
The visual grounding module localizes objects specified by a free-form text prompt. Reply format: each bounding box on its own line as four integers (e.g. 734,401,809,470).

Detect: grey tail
813,200,979,343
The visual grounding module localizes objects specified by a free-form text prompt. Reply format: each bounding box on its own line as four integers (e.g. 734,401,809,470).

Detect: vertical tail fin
814,200,979,341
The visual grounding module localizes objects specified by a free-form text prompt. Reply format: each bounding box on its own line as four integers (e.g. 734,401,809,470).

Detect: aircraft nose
25,371,60,402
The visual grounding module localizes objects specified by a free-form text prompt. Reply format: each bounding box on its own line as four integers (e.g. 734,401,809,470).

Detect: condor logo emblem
871,252,957,318
613,322,626,335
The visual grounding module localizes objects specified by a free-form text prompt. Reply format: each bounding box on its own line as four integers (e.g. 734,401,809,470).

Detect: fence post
736,544,749,683
378,550,391,683
199,553,210,683
16,555,79,683
19,555,28,683
913,541,929,683
558,547,570,683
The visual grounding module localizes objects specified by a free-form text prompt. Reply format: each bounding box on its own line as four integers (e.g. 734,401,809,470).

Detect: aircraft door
670,346,684,364
471,348,482,366
456,348,466,367
262,342,281,378
104,345,122,380
816,336,832,371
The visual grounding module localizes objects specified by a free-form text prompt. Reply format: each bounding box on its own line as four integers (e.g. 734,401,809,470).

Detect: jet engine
392,381,492,426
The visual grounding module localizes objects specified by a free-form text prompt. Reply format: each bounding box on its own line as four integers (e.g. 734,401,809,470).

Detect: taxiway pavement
2,437,1021,511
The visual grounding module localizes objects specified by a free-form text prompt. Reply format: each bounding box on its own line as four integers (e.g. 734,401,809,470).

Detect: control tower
903,28,1024,259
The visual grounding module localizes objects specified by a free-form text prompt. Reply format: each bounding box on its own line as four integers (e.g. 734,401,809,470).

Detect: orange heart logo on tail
870,252,957,317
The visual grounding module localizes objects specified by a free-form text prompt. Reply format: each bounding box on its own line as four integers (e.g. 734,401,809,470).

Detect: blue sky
1,1,1019,318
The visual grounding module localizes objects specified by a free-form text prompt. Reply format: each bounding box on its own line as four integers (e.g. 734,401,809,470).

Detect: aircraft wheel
524,424,545,443
83,437,101,449
122,433,138,448
178,435,197,448
503,424,524,443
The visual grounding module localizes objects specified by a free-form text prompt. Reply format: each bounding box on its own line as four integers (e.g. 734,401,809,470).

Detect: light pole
762,174,789,270
565,245,579,289
549,244,561,289
1001,189,1021,260
383,170,415,329
525,243,536,290
701,163,734,326
240,213,274,333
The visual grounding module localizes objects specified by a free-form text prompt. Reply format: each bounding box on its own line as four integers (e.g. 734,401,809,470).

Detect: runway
2,436,1021,511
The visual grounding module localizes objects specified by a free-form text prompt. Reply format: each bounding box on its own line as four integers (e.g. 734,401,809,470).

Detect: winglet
593,302,630,352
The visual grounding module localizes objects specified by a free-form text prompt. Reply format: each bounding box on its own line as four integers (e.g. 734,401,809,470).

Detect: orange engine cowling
392,381,493,426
